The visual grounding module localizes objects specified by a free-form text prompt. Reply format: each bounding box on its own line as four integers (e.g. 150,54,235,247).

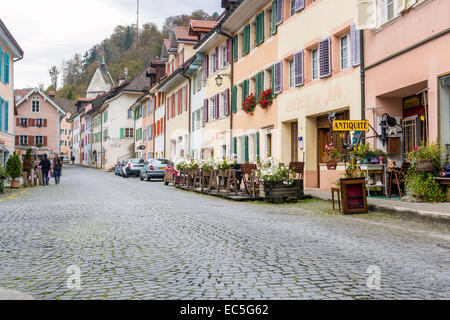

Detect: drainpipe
216,27,234,156
360,30,366,143
181,71,192,158
100,112,103,169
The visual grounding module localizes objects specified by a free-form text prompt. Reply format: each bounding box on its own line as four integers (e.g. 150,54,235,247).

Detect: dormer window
32,96,40,113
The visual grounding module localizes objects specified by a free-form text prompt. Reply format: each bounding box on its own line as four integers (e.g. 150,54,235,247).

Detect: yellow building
276,0,362,190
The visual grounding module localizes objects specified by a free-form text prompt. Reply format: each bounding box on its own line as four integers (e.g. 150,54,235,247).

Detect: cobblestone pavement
0,166,449,300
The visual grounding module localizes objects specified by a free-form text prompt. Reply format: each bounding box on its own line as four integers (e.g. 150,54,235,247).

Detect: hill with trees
48,9,218,101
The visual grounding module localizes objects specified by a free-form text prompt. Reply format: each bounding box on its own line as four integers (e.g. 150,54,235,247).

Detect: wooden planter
339,178,368,214
10,179,20,189
416,160,434,172
259,180,303,203
326,161,337,170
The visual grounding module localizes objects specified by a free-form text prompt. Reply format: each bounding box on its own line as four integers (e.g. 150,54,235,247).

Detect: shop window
317,112,350,163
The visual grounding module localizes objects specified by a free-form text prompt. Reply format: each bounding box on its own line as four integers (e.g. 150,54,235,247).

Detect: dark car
140,159,169,181
163,161,180,185
122,158,144,178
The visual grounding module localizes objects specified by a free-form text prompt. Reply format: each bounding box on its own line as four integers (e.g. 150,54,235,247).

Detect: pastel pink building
14,88,66,158
363,0,450,163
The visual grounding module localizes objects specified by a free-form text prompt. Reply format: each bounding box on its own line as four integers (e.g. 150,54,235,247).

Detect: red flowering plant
242,93,257,115
258,88,273,110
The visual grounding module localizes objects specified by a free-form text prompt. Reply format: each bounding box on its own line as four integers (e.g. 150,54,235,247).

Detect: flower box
259,180,303,204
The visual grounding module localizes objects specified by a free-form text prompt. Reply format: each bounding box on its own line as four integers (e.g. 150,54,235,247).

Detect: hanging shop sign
332,120,369,132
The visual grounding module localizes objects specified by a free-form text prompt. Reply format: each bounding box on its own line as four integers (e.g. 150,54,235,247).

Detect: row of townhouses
69,0,450,191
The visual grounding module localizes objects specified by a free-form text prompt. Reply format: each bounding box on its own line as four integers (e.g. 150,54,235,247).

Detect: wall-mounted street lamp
215,73,232,87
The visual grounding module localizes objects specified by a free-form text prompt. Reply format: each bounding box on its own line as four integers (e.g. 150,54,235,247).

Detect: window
211,52,216,74
387,0,395,21
340,34,350,70
103,111,108,123
125,128,134,138
103,128,108,141
19,135,28,145
222,46,227,68
128,109,133,119
290,0,296,16
20,118,28,127
35,136,43,145
197,68,202,91
32,96,40,113
312,48,319,80
289,60,295,87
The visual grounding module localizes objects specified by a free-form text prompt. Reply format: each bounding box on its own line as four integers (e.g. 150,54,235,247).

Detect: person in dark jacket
39,154,51,186
53,157,62,184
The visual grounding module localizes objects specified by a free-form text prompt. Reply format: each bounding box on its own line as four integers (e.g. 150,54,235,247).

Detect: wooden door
291,122,298,162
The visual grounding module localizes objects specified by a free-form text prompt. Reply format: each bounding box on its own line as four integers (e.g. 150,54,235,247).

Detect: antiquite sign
332,120,369,132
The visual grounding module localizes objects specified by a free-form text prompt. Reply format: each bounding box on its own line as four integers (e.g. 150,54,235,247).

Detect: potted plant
355,143,371,163
242,93,257,115
216,157,236,177
409,143,441,172
257,88,273,110
257,157,302,203
6,152,23,188
0,166,6,194
323,144,341,170
36,143,43,148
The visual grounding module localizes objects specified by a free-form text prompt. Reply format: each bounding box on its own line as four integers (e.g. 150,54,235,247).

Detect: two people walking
38,154,63,186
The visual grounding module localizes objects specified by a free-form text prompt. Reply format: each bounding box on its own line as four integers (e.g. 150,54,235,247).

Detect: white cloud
2,0,222,89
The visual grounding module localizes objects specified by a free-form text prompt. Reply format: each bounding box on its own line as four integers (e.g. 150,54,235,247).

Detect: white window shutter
394,0,406,16
356,0,377,30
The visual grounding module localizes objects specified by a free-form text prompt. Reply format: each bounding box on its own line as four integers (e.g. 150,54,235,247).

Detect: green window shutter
231,85,237,113
0,98,3,130
0,47,2,81
120,128,125,138
244,135,249,163
260,71,265,94
244,24,250,55
256,73,260,98
4,53,9,84
4,100,8,132
260,12,265,45
233,35,238,62
246,79,249,98
256,132,260,160
271,1,277,35
255,15,260,47
233,137,237,154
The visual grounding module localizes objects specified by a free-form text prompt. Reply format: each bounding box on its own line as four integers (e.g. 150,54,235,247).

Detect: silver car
140,159,168,181
122,158,144,178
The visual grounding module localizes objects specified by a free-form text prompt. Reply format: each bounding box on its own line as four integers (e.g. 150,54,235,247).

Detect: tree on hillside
49,66,59,90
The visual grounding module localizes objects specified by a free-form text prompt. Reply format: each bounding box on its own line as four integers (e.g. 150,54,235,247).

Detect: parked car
62,156,70,164
115,161,124,176
140,159,169,181
122,158,144,178
163,161,180,185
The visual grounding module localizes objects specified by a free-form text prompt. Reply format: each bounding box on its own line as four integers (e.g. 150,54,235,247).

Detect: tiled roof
173,26,197,42
52,97,76,115
190,20,218,30
124,68,151,92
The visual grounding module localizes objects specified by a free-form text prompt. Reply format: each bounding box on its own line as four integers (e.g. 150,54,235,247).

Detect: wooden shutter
204,55,209,78
224,89,230,116
319,37,332,78
226,39,231,64
271,1,277,35
295,0,305,12
350,24,361,67
4,53,10,84
44,118,48,127
294,50,304,86
276,0,283,25
171,93,175,118
244,135,249,163
28,136,34,146
43,136,48,146
274,61,282,94
231,86,237,113
4,101,8,131
16,117,20,127
233,35,238,62
15,135,19,145
258,12,265,45
204,99,209,123
29,118,34,127
215,94,220,119
256,131,260,160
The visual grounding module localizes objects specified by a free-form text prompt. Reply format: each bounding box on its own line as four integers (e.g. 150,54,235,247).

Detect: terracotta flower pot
326,161,337,170
10,179,20,188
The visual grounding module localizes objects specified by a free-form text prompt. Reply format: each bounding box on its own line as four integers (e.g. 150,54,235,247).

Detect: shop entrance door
291,122,298,162
402,115,426,160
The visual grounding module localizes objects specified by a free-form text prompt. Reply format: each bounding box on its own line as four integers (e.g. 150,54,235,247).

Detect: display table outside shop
359,163,388,197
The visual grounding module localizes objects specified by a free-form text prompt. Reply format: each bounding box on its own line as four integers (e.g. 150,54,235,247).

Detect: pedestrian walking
53,157,62,185
39,154,51,186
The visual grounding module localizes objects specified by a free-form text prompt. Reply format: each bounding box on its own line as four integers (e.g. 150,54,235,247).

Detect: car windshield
157,159,169,164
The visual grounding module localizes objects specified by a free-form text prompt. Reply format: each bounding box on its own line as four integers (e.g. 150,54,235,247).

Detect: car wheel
147,173,151,182
140,173,144,181
164,175,169,186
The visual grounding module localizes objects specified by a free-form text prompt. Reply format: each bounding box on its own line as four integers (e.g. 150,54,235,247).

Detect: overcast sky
2,0,222,89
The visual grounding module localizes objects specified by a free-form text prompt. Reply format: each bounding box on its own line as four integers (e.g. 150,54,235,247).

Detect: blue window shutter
276,0,284,25
274,61,283,94
0,98,3,130
271,1,277,35
0,47,2,81
294,50,304,86
319,37,332,78
231,85,237,113
4,100,8,132
295,0,305,12
4,53,9,84
350,24,361,66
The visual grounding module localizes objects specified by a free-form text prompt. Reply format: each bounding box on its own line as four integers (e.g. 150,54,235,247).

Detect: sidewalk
306,188,450,225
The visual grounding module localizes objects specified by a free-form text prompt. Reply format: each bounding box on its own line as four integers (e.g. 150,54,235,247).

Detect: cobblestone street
0,166,449,300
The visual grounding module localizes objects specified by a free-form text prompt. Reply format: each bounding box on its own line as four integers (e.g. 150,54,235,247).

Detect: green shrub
6,152,23,180
405,171,445,203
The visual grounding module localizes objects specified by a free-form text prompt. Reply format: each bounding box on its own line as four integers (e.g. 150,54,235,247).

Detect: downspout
100,112,103,169
181,71,192,158
216,27,234,157
360,29,366,143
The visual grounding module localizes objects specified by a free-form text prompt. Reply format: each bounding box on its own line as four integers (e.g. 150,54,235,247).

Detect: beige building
276,0,362,190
